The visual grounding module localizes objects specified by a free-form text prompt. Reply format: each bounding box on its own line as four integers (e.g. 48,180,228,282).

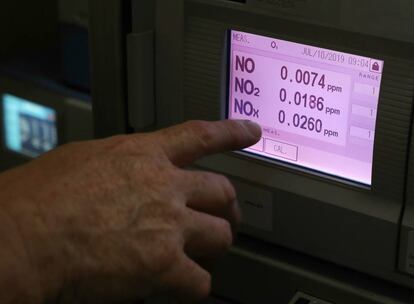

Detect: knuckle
164,200,187,224
144,234,182,275
141,197,187,227
104,134,135,154
113,154,173,189
216,174,237,204
202,173,236,209
115,135,139,153
217,219,233,249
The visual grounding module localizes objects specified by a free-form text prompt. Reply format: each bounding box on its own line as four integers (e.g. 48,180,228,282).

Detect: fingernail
241,120,262,139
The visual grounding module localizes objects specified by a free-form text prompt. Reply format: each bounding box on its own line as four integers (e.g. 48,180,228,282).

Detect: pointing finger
156,120,261,167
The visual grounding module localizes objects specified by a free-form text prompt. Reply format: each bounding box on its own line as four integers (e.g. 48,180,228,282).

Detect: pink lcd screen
227,30,384,185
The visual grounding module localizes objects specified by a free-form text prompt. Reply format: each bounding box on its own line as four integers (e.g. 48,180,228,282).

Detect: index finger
156,120,262,167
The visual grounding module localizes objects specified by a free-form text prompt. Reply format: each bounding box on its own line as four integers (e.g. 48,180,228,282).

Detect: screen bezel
223,29,385,189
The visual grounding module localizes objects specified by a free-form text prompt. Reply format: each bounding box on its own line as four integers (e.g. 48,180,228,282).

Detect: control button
352,104,377,119
350,126,375,141
264,139,298,161
294,298,311,304
232,180,273,232
354,82,380,98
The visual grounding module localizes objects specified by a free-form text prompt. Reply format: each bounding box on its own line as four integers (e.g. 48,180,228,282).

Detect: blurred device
2,93,58,158
89,0,414,303
0,72,93,171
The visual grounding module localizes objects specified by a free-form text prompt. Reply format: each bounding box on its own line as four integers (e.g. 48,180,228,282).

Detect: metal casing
127,0,414,290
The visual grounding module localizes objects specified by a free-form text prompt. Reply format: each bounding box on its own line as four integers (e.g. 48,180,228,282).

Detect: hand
0,120,261,304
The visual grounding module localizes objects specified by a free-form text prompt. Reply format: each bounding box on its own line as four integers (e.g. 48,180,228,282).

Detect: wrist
0,199,67,303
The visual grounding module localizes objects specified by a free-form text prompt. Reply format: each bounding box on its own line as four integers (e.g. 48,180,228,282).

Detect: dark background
0,1,59,62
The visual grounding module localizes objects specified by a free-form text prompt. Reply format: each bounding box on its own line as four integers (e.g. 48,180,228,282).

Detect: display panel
2,94,58,157
227,30,384,185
